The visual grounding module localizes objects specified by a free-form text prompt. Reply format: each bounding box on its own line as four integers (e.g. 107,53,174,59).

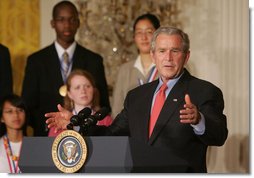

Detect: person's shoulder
76,43,103,58
190,75,216,86
28,44,54,59
0,136,4,144
187,73,222,92
124,80,157,103
0,43,8,51
0,44,10,60
117,60,135,73
0,137,4,152
128,79,157,95
120,60,135,68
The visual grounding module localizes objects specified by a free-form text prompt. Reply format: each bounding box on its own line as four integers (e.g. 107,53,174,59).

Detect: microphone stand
66,122,87,136
79,118,98,136
79,124,88,136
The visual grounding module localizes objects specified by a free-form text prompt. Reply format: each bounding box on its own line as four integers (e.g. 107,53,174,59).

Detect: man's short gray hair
150,26,190,53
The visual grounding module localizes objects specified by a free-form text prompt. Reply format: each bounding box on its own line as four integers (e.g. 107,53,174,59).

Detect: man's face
51,5,80,48
151,34,190,82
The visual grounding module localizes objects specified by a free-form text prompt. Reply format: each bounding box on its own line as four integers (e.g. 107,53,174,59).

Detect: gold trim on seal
52,130,87,173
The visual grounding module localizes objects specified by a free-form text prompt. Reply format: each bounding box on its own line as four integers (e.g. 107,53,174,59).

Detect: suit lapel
71,44,86,69
47,44,64,90
71,44,79,69
148,71,190,144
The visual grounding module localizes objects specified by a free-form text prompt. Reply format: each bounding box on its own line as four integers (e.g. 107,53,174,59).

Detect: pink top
97,115,113,126
48,115,113,137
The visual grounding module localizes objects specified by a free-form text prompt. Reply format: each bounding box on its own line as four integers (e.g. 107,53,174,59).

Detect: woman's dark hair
0,94,28,137
133,13,160,32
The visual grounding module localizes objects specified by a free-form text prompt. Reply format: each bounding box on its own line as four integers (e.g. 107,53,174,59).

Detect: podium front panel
19,136,132,173
19,136,190,173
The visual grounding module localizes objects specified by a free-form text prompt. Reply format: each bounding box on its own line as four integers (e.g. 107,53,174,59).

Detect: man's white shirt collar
54,41,76,60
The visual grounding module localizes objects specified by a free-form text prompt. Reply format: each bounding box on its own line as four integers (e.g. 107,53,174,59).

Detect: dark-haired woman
112,13,160,118
0,94,27,173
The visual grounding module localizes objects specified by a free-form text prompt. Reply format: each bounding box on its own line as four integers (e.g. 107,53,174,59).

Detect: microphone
82,107,110,128
67,107,92,130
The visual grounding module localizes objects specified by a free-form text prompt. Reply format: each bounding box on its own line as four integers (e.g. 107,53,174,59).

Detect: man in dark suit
0,44,13,101
22,1,110,136
46,26,228,172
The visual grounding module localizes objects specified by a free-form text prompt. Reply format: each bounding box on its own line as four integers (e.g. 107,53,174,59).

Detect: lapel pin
173,99,178,102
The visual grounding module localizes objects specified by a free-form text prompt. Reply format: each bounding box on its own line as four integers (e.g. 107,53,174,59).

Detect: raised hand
45,104,73,132
179,94,201,125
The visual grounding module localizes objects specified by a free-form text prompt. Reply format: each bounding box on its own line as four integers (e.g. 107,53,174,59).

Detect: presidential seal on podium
51,130,87,173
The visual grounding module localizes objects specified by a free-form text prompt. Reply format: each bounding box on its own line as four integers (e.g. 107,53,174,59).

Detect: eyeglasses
135,29,154,38
3,108,25,114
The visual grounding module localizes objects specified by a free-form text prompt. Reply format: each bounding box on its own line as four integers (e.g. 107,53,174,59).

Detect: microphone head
67,123,74,130
78,107,92,119
94,107,110,121
70,115,80,126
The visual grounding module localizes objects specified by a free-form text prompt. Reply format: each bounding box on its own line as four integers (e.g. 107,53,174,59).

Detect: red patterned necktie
149,83,168,137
